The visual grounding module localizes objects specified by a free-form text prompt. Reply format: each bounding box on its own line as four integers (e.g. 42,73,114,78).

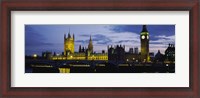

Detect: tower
79,45,82,53
64,30,75,56
165,44,175,63
88,35,93,53
134,47,138,54
140,25,150,62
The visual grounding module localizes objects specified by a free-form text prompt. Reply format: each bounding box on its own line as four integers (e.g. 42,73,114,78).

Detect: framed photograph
1,0,199,97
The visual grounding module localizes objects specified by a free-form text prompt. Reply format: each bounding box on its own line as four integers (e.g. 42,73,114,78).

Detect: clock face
141,35,145,39
147,36,149,39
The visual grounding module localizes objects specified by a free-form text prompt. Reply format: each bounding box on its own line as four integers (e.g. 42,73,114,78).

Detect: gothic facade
64,32,75,55
52,34,108,61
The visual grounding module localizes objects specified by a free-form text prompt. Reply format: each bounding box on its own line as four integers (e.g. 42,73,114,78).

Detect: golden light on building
50,33,108,61
64,32,75,55
140,25,150,62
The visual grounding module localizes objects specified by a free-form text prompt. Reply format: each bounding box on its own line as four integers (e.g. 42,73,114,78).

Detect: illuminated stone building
140,25,150,62
50,25,158,63
52,34,108,61
64,31,75,55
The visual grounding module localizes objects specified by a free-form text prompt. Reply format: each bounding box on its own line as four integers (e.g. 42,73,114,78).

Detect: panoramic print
25,25,175,73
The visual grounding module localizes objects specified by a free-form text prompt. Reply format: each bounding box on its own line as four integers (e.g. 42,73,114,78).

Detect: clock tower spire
140,25,150,62
88,35,93,53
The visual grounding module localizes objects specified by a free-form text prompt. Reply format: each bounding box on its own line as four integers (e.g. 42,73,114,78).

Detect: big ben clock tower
140,25,150,62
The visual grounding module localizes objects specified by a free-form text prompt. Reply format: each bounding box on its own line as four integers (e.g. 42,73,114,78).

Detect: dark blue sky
25,25,175,56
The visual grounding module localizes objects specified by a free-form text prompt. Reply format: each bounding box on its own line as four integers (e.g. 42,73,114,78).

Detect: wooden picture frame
0,0,199,97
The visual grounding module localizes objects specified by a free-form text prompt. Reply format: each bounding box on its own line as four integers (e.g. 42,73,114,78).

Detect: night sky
25,25,175,56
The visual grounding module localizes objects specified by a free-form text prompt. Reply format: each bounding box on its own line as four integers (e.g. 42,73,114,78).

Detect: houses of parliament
51,31,108,61
42,25,174,63
49,25,151,62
